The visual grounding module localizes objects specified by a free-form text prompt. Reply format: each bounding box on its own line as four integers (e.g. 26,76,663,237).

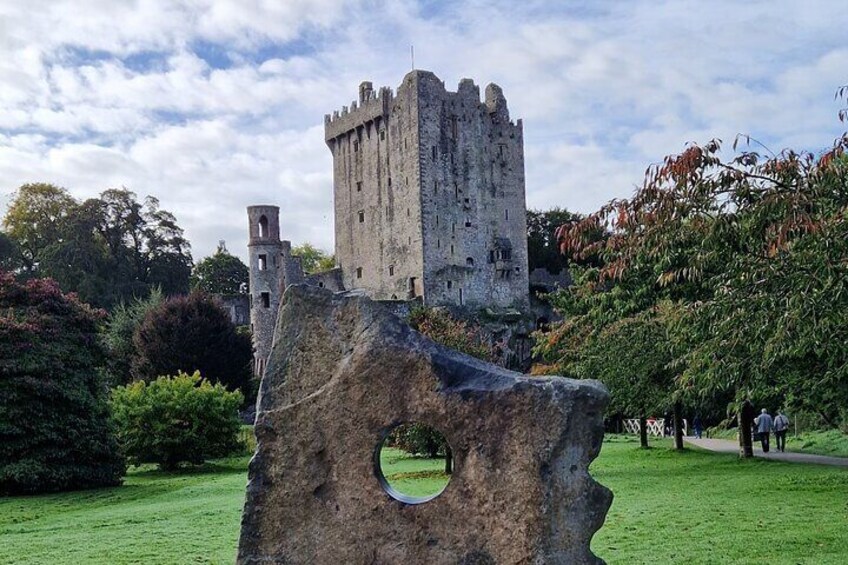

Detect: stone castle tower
248,70,530,374
324,70,529,308
246,205,304,375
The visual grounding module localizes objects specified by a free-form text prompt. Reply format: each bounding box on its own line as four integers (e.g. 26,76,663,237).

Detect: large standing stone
238,286,612,564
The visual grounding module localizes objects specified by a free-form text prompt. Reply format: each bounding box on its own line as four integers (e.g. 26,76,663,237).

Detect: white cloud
1,0,847,264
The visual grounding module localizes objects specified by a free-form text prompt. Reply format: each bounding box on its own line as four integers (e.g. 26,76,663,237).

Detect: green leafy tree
555,111,848,453
2,185,192,309
110,371,243,470
527,207,581,274
2,183,76,274
132,291,253,397
191,243,249,294
0,273,125,494
292,243,335,274
102,289,164,387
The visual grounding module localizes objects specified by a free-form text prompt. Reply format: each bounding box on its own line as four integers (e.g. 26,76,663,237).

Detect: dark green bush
131,291,253,397
0,272,126,495
110,371,243,470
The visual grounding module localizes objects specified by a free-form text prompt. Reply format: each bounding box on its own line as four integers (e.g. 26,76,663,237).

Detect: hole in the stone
375,422,452,504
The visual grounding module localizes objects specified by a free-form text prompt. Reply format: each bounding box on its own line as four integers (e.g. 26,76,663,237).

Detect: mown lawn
379,446,449,498
592,436,848,564
1,436,846,564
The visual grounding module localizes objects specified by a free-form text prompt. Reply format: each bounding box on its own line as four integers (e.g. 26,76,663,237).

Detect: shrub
110,371,243,470
0,273,125,495
408,307,496,362
132,291,252,396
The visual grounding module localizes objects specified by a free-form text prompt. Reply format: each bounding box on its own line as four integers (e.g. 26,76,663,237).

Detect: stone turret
247,205,283,377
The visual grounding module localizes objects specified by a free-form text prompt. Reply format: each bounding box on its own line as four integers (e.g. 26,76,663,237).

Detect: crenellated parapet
324,82,394,143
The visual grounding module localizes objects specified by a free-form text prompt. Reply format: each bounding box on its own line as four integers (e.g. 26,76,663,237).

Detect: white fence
623,418,688,437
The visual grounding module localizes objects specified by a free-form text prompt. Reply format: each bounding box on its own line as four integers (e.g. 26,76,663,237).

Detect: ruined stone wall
247,205,284,376
324,70,529,308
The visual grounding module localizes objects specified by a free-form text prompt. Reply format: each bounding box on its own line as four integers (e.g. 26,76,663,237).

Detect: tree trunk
673,402,684,450
444,446,453,475
739,399,754,458
639,415,649,448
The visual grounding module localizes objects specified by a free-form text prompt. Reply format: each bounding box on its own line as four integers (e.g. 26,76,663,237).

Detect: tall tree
526,208,581,274
191,243,249,295
556,124,848,451
2,185,192,309
2,183,76,274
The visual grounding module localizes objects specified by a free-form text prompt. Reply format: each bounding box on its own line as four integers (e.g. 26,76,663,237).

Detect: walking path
684,437,848,467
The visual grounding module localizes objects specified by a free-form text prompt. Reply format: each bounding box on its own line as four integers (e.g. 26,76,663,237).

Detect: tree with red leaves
544,95,848,456
0,273,125,494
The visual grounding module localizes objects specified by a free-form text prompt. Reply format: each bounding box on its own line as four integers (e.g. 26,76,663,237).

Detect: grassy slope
2,438,846,564
592,436,848,564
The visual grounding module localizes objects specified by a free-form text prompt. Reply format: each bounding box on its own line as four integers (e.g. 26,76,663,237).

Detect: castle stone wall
325,70,529,308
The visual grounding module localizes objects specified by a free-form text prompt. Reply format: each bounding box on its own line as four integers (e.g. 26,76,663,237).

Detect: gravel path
684,437,848,467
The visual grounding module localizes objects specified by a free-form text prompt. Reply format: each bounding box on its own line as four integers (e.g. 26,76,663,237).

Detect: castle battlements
324,82,394,141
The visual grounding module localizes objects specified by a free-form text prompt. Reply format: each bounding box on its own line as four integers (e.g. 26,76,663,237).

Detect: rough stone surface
237,285,612,564
324,70,529,309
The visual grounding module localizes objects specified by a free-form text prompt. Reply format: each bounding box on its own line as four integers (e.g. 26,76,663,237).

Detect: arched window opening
258,215,269,238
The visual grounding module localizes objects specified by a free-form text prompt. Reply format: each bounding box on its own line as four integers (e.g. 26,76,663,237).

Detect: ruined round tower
247,205,283,376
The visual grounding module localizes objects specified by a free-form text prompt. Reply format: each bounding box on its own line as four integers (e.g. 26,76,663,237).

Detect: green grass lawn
379,446,450,498
2,437,846,564
592,435,848,564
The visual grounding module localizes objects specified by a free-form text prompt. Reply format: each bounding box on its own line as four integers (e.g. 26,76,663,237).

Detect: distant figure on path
773,410,790,453
693,415,703,439
755,408,774,453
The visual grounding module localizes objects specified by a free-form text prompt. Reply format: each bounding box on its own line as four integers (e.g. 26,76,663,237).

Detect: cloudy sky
1,1,846,263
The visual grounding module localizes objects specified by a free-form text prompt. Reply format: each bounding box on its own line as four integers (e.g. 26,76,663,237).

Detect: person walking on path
774,410,790,452
755,408,774,453
693,415,703,439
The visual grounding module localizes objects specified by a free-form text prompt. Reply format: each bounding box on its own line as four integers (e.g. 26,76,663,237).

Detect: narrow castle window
353,140,359,152
466,257,474,266
380,129,385,141
505,209,509,221
356,267,362,279
447,281,453,290
388,177,392,187
437,239,441,249
459,288,463,305
261,292,270,308
258,254,267,271
358,210,365,223
389,265,394,276
450,244,455,255
356,181,362,192
431,146,437,160
436,215,439,226
258,215,268,238
465,219,471,227
434,180,439,192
